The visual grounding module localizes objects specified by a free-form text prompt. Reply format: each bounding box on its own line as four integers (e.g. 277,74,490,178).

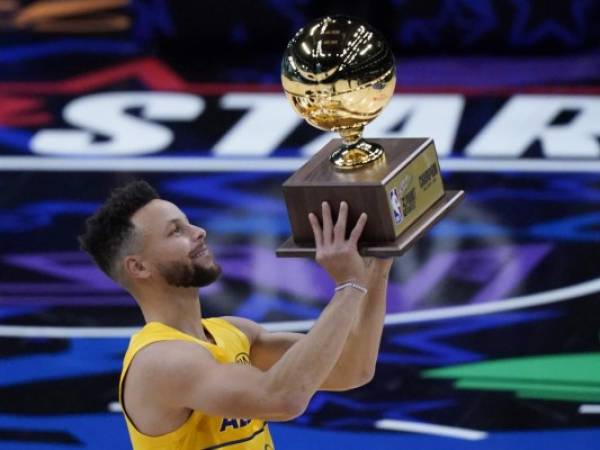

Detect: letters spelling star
508,0,594,47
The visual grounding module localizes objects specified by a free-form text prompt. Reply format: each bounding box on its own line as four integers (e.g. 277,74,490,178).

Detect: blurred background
0,1,599,449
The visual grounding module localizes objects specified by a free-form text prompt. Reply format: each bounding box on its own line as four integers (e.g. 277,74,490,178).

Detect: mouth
189,243,209,259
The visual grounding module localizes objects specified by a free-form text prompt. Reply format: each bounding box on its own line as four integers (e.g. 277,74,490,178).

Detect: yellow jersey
118,318,275,450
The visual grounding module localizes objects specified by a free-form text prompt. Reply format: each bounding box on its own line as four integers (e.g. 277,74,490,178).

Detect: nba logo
389,188,403,224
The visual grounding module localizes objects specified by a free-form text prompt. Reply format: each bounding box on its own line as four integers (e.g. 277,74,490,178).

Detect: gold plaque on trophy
276,15,464,258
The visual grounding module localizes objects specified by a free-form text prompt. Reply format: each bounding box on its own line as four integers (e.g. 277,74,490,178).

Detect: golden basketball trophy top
281,15,396,169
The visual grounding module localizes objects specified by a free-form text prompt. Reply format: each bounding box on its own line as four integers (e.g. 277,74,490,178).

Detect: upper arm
221,316,304,371
129,340,302,421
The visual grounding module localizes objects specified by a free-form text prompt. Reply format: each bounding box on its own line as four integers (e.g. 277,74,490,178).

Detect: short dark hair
78,180,159,282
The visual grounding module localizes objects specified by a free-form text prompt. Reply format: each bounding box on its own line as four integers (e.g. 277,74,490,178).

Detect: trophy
276,15,464,257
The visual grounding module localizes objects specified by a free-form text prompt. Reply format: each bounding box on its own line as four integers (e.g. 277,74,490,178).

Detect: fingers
349,212,368,245
321,201,333,246
308,212,323,248
334,201,348,243
313,201,367,248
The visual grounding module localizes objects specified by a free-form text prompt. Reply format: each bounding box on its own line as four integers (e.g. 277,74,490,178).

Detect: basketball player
78,180,392,449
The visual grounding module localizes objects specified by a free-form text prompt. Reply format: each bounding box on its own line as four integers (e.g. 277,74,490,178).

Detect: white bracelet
334,281,368,295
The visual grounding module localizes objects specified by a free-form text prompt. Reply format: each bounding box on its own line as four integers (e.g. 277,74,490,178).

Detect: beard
158,259,222,288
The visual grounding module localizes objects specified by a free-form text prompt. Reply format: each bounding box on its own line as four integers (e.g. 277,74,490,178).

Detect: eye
170,225,182,235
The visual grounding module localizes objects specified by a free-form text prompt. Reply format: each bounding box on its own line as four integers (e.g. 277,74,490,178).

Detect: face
130,199,221,288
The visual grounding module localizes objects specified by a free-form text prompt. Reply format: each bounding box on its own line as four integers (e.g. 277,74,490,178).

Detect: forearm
322,267,389,389
263,287,366,409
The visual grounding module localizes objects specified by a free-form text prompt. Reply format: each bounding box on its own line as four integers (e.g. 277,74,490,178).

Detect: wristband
334,281,368,295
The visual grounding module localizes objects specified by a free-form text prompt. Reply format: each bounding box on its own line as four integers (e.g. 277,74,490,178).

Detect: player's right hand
308,201,369,286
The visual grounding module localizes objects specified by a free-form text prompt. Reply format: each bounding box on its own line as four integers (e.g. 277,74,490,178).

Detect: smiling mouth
190,245,209,259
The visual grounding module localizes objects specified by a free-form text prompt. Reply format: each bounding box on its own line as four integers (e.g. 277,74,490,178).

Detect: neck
134,284,208,341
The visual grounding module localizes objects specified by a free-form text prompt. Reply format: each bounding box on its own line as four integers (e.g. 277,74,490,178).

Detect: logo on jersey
235,352,251,365
220,417,252,432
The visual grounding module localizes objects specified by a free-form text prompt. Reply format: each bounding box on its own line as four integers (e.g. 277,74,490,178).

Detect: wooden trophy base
276,190,464,258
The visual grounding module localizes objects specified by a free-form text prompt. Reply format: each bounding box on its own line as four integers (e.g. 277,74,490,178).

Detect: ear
123,255,151,281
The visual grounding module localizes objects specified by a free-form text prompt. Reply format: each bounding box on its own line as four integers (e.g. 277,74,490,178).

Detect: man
78,180,392,450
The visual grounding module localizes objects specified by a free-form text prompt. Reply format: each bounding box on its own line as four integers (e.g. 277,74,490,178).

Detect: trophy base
276,190,465,258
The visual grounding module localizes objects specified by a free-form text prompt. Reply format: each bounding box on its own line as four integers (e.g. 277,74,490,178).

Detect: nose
191,224,206,241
